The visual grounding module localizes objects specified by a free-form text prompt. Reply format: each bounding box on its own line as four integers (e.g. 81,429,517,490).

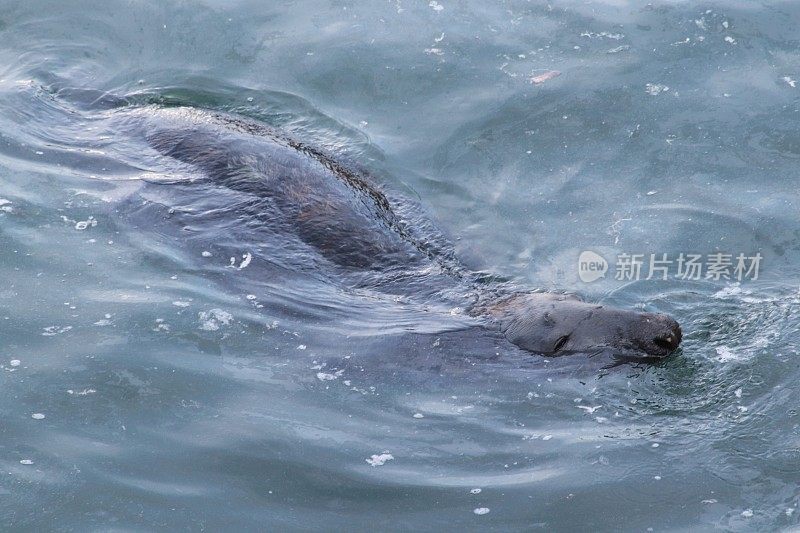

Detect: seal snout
653,328,681,352
646,314,682,356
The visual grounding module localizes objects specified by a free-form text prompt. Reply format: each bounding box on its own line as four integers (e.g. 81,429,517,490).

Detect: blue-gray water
1,0,800,531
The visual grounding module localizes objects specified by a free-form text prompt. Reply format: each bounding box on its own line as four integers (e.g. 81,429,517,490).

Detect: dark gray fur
134,105,681,359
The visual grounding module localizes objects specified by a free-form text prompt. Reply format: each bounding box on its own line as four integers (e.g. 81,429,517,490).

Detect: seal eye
553,335,570,353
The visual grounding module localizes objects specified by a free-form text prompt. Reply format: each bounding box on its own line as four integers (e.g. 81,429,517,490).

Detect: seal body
140,107,421,271
128,105,681,359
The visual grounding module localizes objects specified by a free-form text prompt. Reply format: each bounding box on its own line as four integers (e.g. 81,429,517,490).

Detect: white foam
645,83,669,96
42,325,72,336
74,216,98,230
715,346,739,362
316,370,344,381
428,0,443,11
198,309,233,331
366,452,394,467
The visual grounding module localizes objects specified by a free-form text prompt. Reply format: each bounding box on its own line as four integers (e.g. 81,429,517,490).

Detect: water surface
1,0,800,530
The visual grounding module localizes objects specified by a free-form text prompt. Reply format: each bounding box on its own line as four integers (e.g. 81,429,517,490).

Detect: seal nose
652,318,682,353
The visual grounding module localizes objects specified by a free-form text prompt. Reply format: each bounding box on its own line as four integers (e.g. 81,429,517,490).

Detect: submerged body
128,105,681,360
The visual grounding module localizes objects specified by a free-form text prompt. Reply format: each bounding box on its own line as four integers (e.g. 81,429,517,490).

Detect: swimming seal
125,105,681,360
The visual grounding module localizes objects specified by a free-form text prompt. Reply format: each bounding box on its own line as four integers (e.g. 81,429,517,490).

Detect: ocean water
1,0,800,530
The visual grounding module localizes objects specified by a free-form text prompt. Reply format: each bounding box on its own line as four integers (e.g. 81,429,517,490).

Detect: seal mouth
649,324,682,356
653,332,680,352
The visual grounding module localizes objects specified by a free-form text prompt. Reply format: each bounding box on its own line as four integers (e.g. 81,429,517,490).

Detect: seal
128,105,681,360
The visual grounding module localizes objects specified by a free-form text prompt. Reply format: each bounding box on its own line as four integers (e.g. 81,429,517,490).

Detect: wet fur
135,105,681,359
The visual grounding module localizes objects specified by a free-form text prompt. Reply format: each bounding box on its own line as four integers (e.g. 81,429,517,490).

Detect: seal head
483,293,681,358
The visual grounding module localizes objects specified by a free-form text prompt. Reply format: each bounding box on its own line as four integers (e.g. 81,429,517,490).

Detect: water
1,0,800,530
